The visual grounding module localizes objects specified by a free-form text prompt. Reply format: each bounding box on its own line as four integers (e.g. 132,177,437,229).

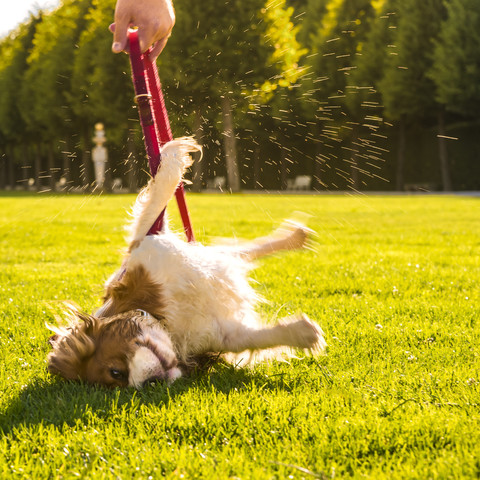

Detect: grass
0,191,479,479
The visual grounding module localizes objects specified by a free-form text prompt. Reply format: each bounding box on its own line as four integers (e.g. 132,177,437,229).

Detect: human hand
111,0,175,59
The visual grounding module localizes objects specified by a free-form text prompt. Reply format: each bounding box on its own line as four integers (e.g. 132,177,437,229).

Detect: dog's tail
126,137,201,250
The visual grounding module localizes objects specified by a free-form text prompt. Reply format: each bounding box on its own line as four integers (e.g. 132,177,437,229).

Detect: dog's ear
102,265,164,318
47,311,99,381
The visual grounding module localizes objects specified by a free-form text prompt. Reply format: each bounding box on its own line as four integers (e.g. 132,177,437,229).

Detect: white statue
92,123,108,188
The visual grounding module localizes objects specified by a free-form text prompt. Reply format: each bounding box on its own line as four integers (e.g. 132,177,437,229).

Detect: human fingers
148,37,169,60
136,0,175,53
112,12,130,53
136,18,170,53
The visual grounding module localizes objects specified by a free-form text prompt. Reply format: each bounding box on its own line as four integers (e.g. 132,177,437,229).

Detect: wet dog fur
47,137,326,388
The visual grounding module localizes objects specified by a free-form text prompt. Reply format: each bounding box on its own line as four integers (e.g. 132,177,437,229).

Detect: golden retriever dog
47,138,326,388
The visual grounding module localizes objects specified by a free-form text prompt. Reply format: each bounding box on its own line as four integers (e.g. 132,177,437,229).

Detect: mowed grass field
0,191,479,479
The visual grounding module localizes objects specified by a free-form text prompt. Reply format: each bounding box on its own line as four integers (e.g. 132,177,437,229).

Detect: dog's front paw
277,220,314,251
284,314,326,354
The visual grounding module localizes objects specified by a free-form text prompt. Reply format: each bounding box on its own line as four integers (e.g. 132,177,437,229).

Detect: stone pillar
92,123,108,189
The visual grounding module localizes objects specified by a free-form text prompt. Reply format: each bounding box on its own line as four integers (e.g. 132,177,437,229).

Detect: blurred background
0,0,478,193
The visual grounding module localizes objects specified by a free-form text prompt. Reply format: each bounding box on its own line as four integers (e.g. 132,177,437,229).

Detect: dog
47,137,326,388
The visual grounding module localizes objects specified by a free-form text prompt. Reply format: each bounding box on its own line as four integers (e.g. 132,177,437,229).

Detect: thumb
112,16,130,53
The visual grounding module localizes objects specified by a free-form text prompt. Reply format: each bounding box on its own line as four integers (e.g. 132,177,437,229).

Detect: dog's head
47,308,182,388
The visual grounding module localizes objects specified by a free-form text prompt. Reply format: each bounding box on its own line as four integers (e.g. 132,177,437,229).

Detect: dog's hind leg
127,137,201,249
236,221,313,261
220,314,326,355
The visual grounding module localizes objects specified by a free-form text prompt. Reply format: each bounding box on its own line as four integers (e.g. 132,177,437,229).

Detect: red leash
128,29,195,242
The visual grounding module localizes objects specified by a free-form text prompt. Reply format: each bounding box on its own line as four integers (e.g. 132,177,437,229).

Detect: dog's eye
110,369,127,381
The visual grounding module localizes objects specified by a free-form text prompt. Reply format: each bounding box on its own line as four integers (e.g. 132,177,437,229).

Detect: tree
300,0,376,190
2,0,480,192
430,0,480,191
430,0,480,117
70,0,135,189
0,17,42,189
241,0,308,190
17,0,93,190
379,0,449,190
160,0,304,192
0,20,37,144
346,1,398,189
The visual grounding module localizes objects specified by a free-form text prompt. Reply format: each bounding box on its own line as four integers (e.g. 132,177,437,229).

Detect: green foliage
0,193,479,478
250,0,309,143
70,0,133,147
162,0,304,116
307,0,376,97
0,0,480,190
18,1,91,141
257,0,307,97
379,0,446,121
348,1,398,107
299,0,377,131
430,0,480,117
0,18,40,142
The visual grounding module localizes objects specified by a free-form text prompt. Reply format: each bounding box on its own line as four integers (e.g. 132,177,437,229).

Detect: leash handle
128,29,195,242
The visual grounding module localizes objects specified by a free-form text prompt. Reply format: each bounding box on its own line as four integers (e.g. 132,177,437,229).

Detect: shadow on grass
0,362,308,435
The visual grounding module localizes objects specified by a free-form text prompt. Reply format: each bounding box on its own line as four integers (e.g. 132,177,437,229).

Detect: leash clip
134,93,152,104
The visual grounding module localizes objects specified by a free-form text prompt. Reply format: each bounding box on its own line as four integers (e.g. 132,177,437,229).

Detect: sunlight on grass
0,192,479,478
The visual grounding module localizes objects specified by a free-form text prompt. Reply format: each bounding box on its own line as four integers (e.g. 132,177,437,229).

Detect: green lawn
0,192,479,479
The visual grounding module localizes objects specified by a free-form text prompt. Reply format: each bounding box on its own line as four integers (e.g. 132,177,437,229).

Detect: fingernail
112,42,122,53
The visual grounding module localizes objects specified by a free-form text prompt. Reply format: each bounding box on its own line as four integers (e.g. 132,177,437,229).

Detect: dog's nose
142,374,167,387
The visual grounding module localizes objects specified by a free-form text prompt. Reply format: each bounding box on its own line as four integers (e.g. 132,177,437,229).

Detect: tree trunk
34,144,42,192
103,157,113,193
21,145,30,190
127,130,139,193
82,149,92,191
350,125,360,191
47,143,57,192
312,128,324,191
221,95,241,192
0,150,5,190
396,119,406,191
81,129,92,191
253,143,262,190
62,139,71,189
7,145,15,189
280,144,288,190
192,109,204,192
438,109,452,191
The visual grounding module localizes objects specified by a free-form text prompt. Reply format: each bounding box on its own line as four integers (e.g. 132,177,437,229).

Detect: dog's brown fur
101,265,165,319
